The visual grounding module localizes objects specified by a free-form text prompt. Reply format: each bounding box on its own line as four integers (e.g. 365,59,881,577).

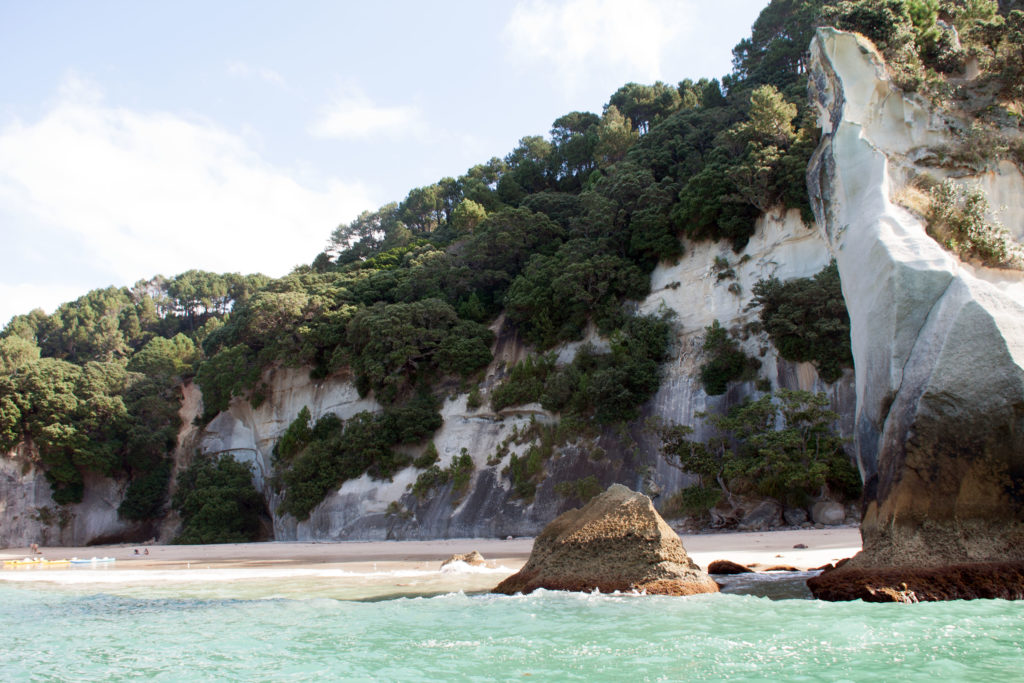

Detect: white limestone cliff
807,28,1024,567
0,443,147,548
187,208,852,542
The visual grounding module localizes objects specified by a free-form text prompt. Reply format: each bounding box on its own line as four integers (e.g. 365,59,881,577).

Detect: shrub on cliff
699,320,761,396
751,262,854,383
118,459,172,521
491,312,672,424
172,454,267,544
657,389,861,509
275,395,441,520
926,180,1023,268
411,449,475,502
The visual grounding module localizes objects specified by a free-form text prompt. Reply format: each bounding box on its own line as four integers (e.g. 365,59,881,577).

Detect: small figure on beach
30,543,39,555
144,549,149,556
134,549,140,555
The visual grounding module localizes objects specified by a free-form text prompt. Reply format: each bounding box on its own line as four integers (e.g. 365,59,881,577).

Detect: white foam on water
439,560,511,575
0,564,515,585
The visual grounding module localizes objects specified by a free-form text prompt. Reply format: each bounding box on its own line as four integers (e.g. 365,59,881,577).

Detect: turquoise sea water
1,573,1022,682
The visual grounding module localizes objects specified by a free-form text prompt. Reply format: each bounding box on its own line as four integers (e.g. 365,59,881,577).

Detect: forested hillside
3,0,1023,543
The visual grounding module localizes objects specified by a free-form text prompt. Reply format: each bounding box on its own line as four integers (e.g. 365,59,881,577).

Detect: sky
0,0,770,327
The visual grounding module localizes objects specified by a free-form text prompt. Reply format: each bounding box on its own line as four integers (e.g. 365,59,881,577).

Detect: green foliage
927,181,1022,267
732,0,826,90
274,406,313,463
491,313,672,425
411,449,475,501
504,238,649,348
594,105,639,167
413,441,440,469
658,389,860,506
195,344,261,420
0,358,133,503
450,198,487,234
823,0,1024,98
172,454,266,544
699,320,761,395
553,474,603,504
490,354,557,412
549,112,600,190
0,336,40,374
670,85,815,250
412,464,450,499
450,449,475,493
662,484,723,518
0,350,181,508
0,0,946,525
465,385,483,411
276,395,442,520
505,449,545,500
751,262,854,382
2,272,265,367
118,459,171,521
127,334,198,378
607,82,682,134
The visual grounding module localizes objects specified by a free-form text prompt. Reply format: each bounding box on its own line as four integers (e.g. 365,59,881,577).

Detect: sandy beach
1,526,860,575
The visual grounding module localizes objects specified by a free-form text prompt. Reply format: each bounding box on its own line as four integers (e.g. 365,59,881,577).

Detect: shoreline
1,526,860,576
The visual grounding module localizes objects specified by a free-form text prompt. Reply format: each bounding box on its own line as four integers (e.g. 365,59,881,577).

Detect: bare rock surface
808,27,1024,572
738,500,783,530
807,561,1024,602
492,484,718,596
810,501,845,527
707,559,754,575
440,551,486,568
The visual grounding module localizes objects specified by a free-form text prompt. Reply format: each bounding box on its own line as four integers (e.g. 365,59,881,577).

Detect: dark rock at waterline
762,565,800,572
492,484,718,596
707,559,754,575
807,561,1024,602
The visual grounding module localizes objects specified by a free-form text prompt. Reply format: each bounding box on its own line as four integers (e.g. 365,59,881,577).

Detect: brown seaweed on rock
807,562,1024,602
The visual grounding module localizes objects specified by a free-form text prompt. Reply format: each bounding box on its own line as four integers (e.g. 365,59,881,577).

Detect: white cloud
504,0,696,90
0,76,373,324
226,61,286,87
0,283,95,327
309,87,425,140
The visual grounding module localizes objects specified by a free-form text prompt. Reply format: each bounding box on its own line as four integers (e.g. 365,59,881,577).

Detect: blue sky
0,0,769,326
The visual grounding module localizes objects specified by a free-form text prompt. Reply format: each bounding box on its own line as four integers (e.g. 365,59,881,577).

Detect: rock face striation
492,484,718,596
806,28,1024,597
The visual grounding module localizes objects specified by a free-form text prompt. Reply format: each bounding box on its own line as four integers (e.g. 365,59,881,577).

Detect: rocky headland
806,27,1024,600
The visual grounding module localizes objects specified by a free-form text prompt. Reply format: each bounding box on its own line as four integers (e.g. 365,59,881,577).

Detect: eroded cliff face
0,443,151,548
194,209,854,542
0,383,202,549
808,28,1024,567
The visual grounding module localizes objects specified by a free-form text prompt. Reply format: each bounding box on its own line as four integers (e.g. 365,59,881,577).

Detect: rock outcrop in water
808,562,1024,602
441,551,486,569
492,484,718,596
806,28,1024,598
